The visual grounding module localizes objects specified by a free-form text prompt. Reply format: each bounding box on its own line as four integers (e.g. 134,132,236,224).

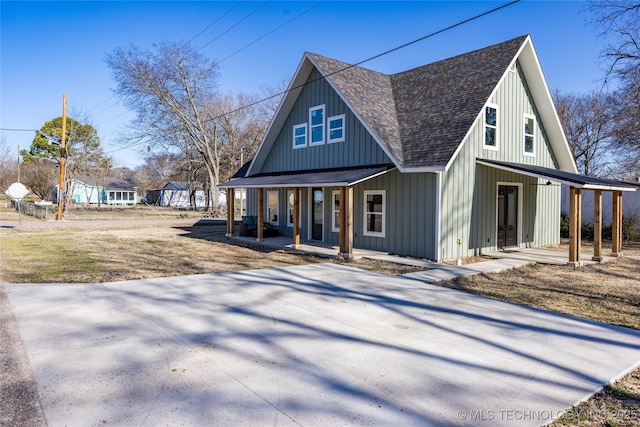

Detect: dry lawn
0,212,638,425
0,220,421,283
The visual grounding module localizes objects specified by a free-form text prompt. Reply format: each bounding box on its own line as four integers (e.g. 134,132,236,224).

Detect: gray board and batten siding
257,68,392,174
439,61,561,260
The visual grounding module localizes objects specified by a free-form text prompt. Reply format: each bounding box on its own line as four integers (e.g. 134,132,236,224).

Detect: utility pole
17,145,20,182
57,94,67,221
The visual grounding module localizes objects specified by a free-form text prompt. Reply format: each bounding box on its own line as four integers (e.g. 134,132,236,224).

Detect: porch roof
219,165,394,189
477,159,637,192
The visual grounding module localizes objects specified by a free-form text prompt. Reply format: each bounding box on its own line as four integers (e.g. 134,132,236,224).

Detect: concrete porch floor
233,235,385,259
486,246,617,266
233,235,619,268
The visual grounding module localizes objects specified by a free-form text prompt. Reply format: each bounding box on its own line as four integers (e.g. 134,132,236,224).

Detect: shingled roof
246,34,575,177
308,35,528,169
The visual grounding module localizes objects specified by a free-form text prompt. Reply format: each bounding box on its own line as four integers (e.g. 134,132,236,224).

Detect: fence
12,200,55,220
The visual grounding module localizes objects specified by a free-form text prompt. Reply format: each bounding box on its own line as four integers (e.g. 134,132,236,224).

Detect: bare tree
214,93,266,183
0,136,18,191
19,160,58,200
106,42,223,208
554,90,622,177
589,1,640,151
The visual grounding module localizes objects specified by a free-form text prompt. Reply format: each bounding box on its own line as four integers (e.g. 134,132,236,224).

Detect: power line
218,1,324,64
193,0,272,55
97,110,131,127
104,140,148,154
86,95,116,114
184,0,245,47
85,2,246,119
0,128,38,132
208,0,521,123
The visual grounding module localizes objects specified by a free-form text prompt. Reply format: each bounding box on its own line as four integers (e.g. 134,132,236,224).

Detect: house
221,35,636,265
144,182,207,208
56,178,138,206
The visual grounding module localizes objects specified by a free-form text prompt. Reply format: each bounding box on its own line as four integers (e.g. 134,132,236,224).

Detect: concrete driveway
6,263,640,426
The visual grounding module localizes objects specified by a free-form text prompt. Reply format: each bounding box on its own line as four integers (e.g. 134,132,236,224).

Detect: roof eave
305,54,404,171
247,53,316,176
518,36,578,173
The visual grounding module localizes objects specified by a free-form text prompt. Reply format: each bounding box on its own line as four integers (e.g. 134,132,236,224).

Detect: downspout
435,171,442,262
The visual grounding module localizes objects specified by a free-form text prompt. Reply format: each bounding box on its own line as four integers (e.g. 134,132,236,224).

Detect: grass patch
0,223,327,283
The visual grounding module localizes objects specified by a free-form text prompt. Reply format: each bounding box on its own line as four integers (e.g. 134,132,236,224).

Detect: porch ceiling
219,165,395,189
477,158,637,192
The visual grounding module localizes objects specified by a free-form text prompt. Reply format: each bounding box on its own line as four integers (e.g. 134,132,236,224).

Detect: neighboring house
144,182,207,208
221,35,636,262
101,178,139,206
56,178,138,206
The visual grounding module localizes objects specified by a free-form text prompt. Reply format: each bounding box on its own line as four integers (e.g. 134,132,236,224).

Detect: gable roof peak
247,35,575,176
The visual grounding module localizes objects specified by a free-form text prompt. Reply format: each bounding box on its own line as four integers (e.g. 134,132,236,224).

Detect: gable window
332,190,340,232
287,190,301,227
267,190,278,225
523,114,535,156
309,105,325,145
293,124,307,149
328,114,345,143
484,104,498,150
363,190,385,238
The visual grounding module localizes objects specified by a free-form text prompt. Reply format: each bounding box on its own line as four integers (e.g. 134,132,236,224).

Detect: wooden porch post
592,190,602,262
227,188,235,237
339,186,353,259
257,188,264,242
612,190,623,257
568,186,582,267
293,187,300,249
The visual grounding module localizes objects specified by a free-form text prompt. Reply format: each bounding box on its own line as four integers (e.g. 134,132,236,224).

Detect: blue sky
1,1,611,168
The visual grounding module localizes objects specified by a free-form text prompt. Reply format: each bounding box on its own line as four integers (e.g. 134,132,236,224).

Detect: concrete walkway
6,263,640,426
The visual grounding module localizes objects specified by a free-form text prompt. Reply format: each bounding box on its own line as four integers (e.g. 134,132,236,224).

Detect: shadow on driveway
6,264,640,426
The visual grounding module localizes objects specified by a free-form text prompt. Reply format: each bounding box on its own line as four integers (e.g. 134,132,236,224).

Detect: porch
232,234,606,270
232,235,385,260
486,246,614,266
478,159,637,267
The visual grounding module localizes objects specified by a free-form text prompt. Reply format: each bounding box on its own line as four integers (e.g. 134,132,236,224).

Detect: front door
497,185,518,248
312,188,323,241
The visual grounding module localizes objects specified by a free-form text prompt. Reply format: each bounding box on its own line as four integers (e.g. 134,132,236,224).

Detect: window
484,104,498,149
287,190,301,227
328,114,345,143
309,105,325,145
523,114,535,156
267,191,278,225
332,190,340,232
293,124,307,149
363,190,385,237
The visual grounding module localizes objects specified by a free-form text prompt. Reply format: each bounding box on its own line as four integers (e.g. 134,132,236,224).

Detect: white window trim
327,114,345,144
309,105,325,146
483,103,499,151
331,190,340,232
523,114,536,157
267,190,279,226
363,190,386,238
293,123,307,149
287,189,302,228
